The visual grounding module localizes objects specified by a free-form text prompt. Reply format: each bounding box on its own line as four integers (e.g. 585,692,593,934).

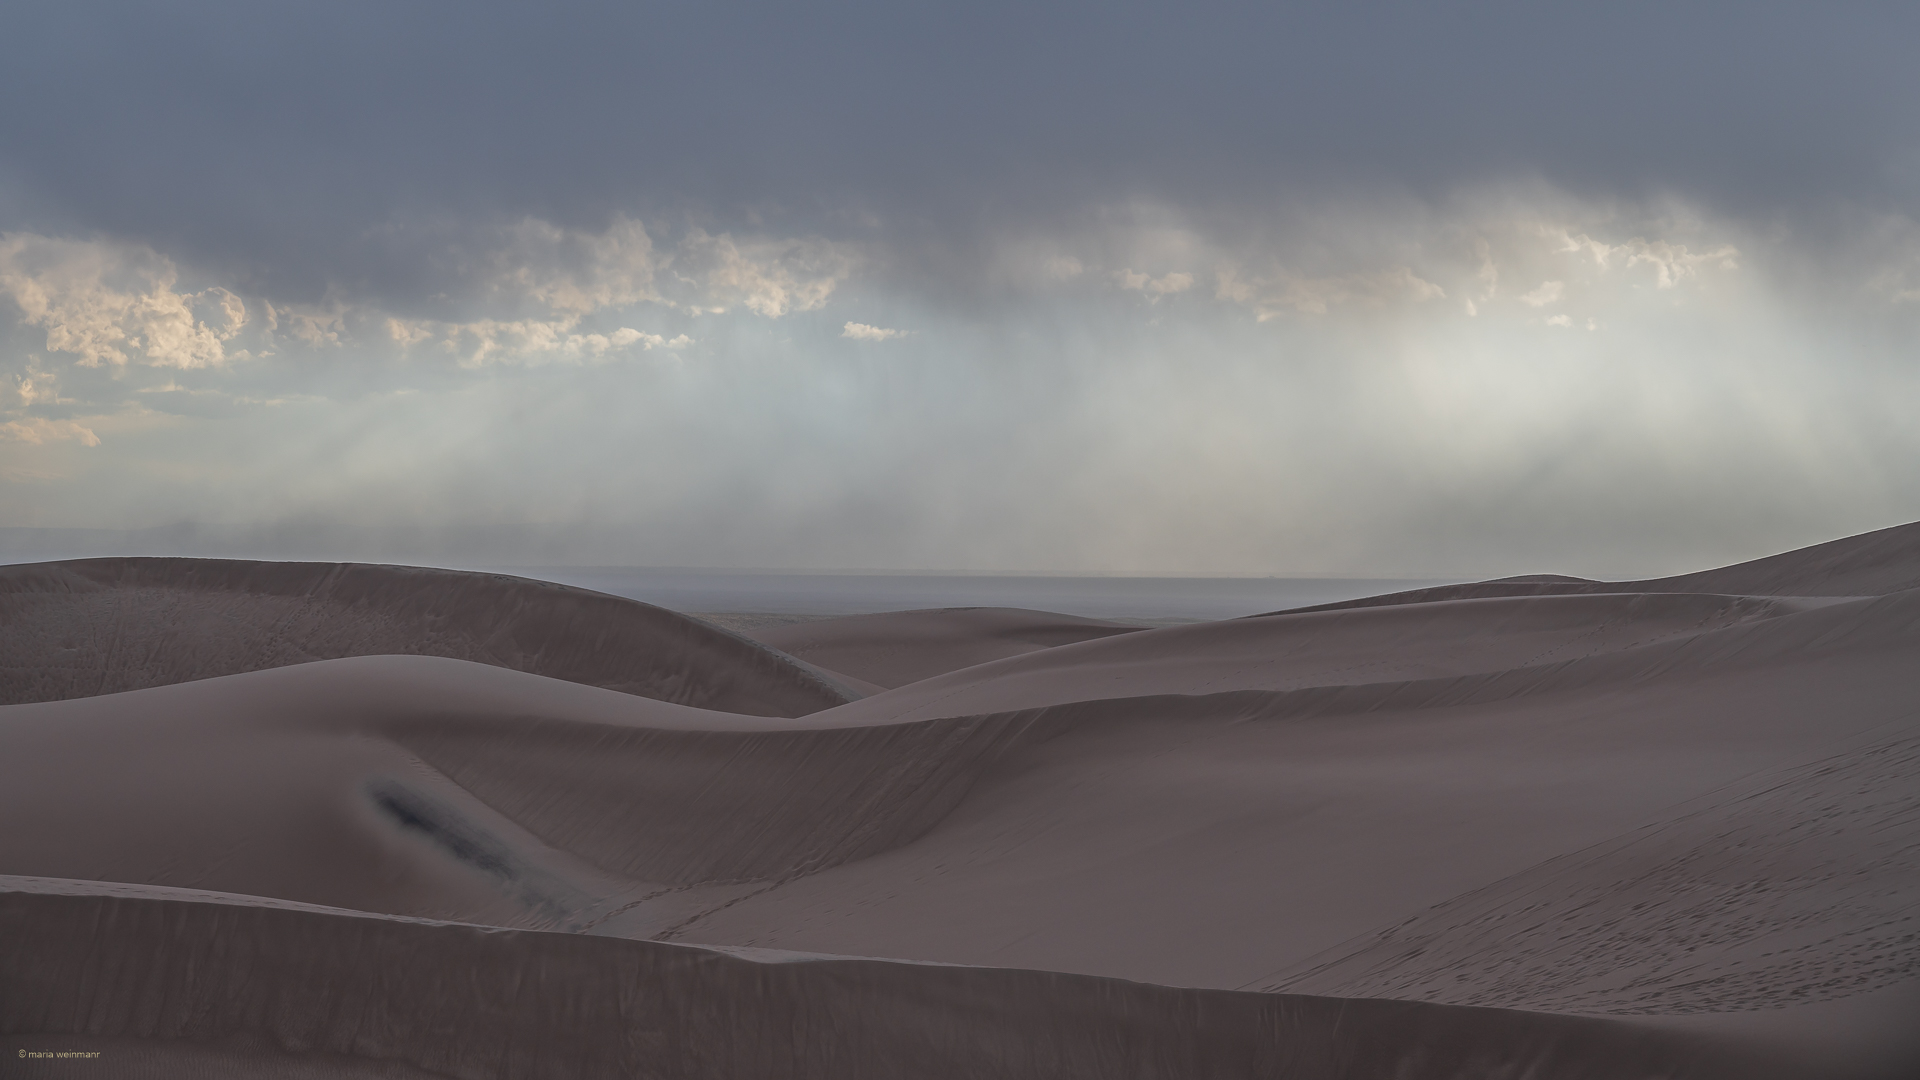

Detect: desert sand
4,524,1919,1078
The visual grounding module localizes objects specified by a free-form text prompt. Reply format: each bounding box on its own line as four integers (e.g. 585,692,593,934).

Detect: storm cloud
3,1,1917,576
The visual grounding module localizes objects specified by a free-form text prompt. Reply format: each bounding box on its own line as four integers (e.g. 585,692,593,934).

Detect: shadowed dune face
5,524,1920,1078
0,558,858,716
748,606,1143,688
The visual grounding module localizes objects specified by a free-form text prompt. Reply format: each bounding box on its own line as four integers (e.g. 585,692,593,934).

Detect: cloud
0,416,99,446
280,304,346,347
1044,256,1085,281
0,234,246,368
1860,215,1920,305
969,194,1761,331
4,3,1909,301
382,314,696,367
842,321,904,341
1553,231,1739,288
3,183,1917,580
1114,269,1194,298
234,217,848,367
609,328,690,350
386,317,433,346
163,220,715,370
671,229,855,318
367,220,848,362
1519,280,1565,307
192,213,858,366
492,216,661,316
1216,265,1445,320
390,318,675,367
0,2,1914,578
13,372,47,407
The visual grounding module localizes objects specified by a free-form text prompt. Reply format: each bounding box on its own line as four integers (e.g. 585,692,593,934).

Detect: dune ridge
0,558,859,716
812,590,1822,724
748,606,1144,688
1257,519,1920,616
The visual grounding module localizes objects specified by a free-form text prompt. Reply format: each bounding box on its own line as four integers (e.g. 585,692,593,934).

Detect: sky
2,1,1918,577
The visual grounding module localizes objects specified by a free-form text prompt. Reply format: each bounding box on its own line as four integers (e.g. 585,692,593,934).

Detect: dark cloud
3,1,1915,297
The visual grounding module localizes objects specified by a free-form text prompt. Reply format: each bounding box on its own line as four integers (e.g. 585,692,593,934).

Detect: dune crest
749,606,1142,688
1257,519,1920,616
0,558,858,716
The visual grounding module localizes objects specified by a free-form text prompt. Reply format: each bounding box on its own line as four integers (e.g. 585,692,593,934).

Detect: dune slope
3,878,1792,1080
0,656,1065,925
668,592,1920,989
748,606,1143,688
1261,519,1920,616
0,557,857,716
815,589,1808,723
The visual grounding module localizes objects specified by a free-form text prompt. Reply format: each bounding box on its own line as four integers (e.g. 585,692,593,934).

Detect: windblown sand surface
5,523,1920,1078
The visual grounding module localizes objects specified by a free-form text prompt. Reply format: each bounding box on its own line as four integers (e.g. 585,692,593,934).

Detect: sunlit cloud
1,416,100,446
0,234,246,368
0,217,819,374
672,228,856,318
493,216,662,316
1551,230,1740,288
842,321,904,341
387,317,694,368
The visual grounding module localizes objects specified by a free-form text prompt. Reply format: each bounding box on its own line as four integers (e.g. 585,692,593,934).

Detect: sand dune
0,656,1060,925
665,595,1920,987
0,558,858,715
1262,730,1920,1013
748,605,1143,688
5,525,1920,1077
815,590,1816,722
4,877,1795,1080
1263,519,1920,615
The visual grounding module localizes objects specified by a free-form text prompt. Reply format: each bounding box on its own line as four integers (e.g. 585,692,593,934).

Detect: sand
0,558,860,715
4,523,1919,1078
747,606,1144,688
